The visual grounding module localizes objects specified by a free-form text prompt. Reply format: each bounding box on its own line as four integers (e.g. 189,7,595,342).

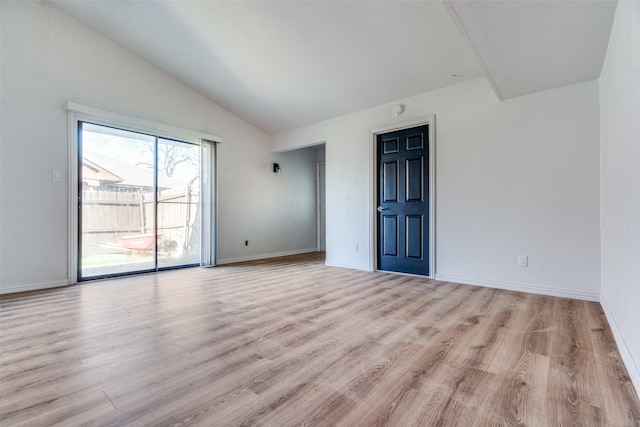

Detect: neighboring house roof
82,156,123,187
82,150,186,190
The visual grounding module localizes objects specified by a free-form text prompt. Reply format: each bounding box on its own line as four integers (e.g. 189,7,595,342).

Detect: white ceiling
444,0,617,101
49,1,616,135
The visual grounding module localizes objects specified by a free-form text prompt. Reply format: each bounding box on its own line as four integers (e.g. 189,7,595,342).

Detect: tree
157,142,195,178
136,140,197,178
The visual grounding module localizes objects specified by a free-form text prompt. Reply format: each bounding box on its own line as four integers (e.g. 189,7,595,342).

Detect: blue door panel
377,125,429,276
383,161,398,202
382,215,398,256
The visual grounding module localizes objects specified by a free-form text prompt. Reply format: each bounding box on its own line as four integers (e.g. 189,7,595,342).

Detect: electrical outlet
245,240,249,246
518,254,528,267
52,170,62,181
354,243,359,252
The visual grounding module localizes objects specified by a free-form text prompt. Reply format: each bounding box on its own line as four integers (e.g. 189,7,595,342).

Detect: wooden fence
81,186,199,256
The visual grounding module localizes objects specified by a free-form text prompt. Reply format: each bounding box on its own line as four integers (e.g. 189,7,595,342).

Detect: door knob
377,206,387,212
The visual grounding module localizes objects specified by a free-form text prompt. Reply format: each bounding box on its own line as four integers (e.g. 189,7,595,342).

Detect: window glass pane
79,123,156,278
157,138,201,268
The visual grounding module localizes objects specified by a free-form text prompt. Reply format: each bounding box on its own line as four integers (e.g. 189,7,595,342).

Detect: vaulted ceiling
444,0,616,101
50,0,617,135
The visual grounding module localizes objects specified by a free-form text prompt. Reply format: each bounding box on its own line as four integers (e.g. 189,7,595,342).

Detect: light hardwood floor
1,253,639,426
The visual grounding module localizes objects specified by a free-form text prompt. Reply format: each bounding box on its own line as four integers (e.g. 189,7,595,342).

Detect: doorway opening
272,143,325,259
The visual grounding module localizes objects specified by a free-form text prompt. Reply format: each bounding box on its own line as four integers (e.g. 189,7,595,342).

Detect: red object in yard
117,234,157,251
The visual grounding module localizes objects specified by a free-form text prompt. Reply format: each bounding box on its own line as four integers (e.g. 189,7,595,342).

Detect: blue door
377,125,429,275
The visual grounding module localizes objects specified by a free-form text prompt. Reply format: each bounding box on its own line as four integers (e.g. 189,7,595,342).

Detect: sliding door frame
66,102,220,284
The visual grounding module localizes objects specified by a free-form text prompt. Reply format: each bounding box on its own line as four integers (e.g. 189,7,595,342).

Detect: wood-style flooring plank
1,252,639,426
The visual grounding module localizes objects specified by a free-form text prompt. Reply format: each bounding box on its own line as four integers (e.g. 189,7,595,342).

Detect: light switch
52,170,62,181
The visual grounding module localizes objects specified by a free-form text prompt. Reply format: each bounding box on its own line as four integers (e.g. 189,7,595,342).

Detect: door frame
316,161,326,251
369,115,436,278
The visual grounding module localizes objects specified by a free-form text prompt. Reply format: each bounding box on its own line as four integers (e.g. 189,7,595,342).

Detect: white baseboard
324,259,370,271
216,248,318,265
0,279,68,295
600,294,640,397
435,273,600,302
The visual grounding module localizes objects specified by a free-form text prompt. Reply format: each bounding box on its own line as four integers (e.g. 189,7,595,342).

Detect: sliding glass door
78,122,203,280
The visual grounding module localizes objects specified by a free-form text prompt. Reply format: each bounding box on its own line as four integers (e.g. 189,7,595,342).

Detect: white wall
599,0,640,394
273,77,601,300
0,1,316,293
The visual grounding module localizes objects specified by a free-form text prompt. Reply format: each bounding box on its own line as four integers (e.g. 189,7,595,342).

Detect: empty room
1,0,639,425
